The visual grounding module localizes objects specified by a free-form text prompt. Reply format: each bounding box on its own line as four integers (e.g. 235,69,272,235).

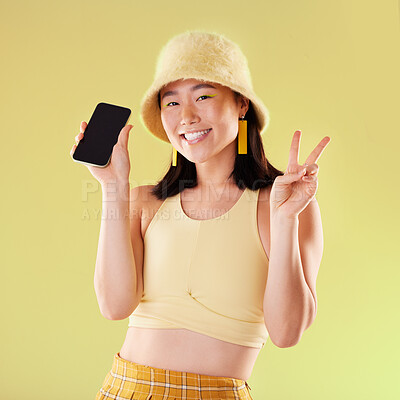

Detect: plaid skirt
95,352,253,400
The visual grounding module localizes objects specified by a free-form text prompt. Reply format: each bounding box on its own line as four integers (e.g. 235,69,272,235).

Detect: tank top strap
233,186,261,228
234,186,260,214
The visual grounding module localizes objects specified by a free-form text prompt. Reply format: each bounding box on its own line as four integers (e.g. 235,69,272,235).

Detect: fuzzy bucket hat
139,30,270,143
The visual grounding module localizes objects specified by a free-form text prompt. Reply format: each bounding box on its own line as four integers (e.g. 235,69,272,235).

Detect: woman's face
159,78,248,164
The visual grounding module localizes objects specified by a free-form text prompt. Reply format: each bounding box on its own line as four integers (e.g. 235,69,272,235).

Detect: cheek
161,114,180,145
207,105,231,128
160,112,167,126
217,108,240,136
161,113,174,132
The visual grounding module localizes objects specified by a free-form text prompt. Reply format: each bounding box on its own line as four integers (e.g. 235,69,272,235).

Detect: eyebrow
161,83,217,101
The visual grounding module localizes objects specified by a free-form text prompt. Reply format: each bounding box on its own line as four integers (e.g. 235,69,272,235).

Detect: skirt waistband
96,353,253,400
113,352,247,388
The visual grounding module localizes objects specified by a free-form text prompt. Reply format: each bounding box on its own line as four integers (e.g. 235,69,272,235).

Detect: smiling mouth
182,128,212,142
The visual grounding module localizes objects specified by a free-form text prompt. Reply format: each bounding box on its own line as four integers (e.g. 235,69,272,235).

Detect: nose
180,104,200,126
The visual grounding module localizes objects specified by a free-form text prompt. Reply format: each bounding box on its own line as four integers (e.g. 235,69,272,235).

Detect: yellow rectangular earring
238,116,247,154
172,146,177,166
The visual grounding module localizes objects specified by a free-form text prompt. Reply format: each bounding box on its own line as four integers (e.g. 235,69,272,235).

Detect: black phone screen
73,102,131,167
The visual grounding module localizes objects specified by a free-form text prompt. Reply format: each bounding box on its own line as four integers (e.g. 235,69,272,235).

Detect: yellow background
1,0,399,398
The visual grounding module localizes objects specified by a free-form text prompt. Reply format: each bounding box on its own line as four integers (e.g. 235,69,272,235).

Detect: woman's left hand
270,130,331,218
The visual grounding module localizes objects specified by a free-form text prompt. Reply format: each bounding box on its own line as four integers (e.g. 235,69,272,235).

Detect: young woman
71,30,330,400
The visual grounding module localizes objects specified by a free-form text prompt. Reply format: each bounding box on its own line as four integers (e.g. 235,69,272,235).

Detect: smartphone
73,102,132,167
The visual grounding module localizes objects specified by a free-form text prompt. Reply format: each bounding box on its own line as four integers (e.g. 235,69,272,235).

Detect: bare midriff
119,327,261,381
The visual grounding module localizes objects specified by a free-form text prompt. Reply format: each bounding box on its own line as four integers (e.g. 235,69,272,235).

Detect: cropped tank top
128,186,270,348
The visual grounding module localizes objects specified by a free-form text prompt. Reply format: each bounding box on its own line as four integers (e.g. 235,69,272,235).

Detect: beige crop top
128,186,270,348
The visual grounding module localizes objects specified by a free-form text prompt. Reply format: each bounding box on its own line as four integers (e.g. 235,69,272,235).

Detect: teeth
184,129,211,140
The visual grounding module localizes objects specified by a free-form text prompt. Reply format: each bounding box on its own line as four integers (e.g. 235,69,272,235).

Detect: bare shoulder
138,184,164,210
129,184,160,208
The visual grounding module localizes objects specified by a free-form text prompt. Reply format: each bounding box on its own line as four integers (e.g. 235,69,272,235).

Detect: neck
195,159,236,192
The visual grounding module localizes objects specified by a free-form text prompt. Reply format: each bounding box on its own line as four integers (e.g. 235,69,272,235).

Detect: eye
164,95,214,107
197,95,211,101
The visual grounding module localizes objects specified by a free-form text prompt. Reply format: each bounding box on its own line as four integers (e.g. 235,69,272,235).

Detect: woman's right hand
70,121,134,186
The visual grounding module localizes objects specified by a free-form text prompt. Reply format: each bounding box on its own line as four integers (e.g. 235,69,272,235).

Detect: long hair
151,91,284,200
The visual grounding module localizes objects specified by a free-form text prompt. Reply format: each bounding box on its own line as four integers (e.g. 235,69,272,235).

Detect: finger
80,121,87,133
302,173,318,182
304,163,319,176
288,130,302,167
285,163,306,175
118,124,133,148
305,136,331,165
281,167,307,183
286,159,312,176
70,144,77,157
75,132,83,144
126,124,133,139
302,164,319,181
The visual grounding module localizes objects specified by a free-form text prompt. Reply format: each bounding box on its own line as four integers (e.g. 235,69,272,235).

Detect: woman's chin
178,152,210,165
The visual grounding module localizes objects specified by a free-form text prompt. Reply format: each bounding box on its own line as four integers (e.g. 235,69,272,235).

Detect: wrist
270,209,299,222
101,180,130,202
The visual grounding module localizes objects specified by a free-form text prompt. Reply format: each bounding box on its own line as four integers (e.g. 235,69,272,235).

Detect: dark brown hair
151,91,284,200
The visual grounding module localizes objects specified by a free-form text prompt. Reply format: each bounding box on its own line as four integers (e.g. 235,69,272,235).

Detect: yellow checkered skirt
95,352,253,400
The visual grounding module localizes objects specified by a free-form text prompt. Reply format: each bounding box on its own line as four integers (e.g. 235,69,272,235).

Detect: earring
172,146,177,166
238,115,247,154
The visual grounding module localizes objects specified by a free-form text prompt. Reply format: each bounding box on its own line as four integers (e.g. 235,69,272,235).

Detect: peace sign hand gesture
270,130,331,218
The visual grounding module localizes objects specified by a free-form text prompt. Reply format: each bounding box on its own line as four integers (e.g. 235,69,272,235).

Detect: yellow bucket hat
139,29,270,143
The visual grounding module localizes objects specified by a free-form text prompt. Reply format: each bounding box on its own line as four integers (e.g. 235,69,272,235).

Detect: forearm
264,212,316,347
94,181,137,320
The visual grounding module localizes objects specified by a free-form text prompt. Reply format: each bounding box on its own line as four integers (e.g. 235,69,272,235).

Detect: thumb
118,124,133,148
281,168,306,184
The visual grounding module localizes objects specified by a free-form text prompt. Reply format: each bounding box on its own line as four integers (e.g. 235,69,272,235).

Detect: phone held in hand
73,102,132,168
